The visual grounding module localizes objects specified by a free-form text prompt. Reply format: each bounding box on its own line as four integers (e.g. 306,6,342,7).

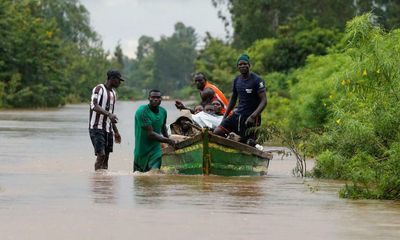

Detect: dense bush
271,14,400,199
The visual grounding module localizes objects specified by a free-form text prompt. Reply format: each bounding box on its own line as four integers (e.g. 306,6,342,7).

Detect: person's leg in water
147,157,162,174
90,129,107,171
101,132,113,170
101,153,110,169
95,152,106,170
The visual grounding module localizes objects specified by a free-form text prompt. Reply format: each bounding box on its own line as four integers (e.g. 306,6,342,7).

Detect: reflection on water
133,176,166,206
132,175,266,214
90,173,117,204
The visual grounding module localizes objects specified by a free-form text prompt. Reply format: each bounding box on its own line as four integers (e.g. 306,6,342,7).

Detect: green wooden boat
161,130,272,176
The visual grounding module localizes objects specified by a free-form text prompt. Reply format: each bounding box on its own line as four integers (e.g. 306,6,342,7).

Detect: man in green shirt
134,89,176,172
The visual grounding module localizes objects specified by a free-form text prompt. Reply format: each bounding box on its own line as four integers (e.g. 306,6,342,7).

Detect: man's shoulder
250,72,262,81
233,75,241,81
92,83,104,91
205,81,218,90
159,106,167,115
250,73,266,91
135,105,148,114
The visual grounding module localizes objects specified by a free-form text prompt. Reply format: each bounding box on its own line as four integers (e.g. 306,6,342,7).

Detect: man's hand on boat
166,138,177,148
175,100,185,110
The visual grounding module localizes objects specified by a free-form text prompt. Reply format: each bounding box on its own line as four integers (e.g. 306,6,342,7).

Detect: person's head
148,89,162,108
193,72,207,90
236,54,251,75
173,109,193,133
204,104,215,114
212,99,223,115
178,117,191,131
194,105,203,114
106,70,125,88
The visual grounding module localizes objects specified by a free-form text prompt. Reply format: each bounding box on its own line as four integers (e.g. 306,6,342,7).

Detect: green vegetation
0,0,122,108
1,0,399,199
257,14,400,200
213,0,400,48
122,22,198,99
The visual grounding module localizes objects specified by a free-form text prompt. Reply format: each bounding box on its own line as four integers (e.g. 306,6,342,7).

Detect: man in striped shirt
89,70,124,171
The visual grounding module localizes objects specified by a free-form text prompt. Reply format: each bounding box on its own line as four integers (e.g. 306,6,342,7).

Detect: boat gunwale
162,133,203,155
208,133,272,159
163,131,272,160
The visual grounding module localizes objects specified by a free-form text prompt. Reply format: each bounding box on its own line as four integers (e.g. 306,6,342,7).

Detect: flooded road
1,101,399,240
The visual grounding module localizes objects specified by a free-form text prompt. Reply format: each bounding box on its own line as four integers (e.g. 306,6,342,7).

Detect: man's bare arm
92,98,118,123
144,125,175,146
223,92,238,119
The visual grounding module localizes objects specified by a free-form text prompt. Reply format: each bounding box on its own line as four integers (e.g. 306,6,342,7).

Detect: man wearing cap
214,54,267,145
134,89,176,173
175,72,229,115
89,70,124,171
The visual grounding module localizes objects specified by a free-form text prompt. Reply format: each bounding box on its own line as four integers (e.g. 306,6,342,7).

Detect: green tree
0,0,111,107
0,1,68,107
153,22,198,95
124,36,156,98
266,17,341,72
213,0,400,48
136,36,155,61
195,36,238,95
39,0,98,48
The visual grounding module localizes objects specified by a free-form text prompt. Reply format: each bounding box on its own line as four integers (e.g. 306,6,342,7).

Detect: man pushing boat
133,89,176,173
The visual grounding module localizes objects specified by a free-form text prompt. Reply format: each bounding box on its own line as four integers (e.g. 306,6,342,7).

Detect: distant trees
124,22,198,98
0,0,114,108
213,0,400,48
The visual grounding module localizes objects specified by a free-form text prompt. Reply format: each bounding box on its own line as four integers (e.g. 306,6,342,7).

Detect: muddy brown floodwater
0,101,399,240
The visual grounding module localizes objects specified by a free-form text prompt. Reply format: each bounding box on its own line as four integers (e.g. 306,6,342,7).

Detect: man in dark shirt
214,54,267,145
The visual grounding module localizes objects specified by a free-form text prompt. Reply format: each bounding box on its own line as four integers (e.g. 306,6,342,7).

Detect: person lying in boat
175,72,228,114
170,110,200,139
192,105,223,130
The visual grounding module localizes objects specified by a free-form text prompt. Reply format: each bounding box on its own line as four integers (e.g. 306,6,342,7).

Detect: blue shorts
217,113,261,143
89,129,113,156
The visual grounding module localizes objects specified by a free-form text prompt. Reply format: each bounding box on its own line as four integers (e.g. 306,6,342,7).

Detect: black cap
107,70,125,81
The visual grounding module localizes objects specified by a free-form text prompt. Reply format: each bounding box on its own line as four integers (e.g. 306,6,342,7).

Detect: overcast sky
80,0,231,58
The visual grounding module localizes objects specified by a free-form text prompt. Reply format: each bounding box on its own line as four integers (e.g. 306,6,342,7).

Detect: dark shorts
217,113,261,143
89,129,113,156
133,157,162,172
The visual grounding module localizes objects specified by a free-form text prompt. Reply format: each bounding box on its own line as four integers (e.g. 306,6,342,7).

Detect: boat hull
162,131,271,176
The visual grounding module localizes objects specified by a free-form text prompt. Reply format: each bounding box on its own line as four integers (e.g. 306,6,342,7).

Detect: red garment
204,82,229,114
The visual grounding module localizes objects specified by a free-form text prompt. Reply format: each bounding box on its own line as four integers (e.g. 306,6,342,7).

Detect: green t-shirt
134,105,167,171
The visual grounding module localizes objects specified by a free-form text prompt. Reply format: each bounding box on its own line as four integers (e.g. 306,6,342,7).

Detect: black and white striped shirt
89,84,116,133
